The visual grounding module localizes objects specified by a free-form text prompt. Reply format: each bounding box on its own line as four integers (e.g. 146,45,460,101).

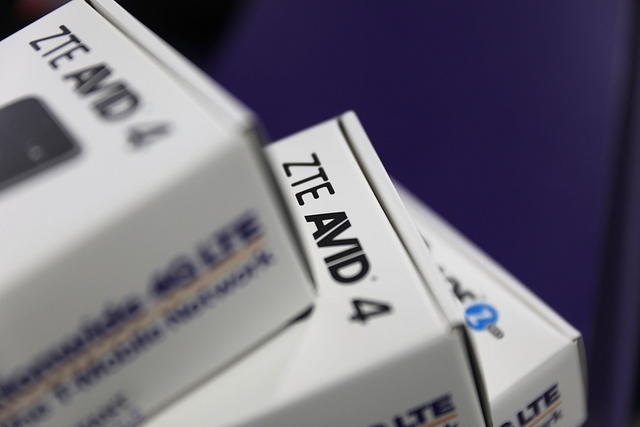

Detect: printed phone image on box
0,1,314,426
0,97,79,190
142,112,487,427
399,189,588,427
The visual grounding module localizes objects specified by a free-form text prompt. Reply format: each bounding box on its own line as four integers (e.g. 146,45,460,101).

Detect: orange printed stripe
529,399,563,427
0,235,268,424
419,411,458,427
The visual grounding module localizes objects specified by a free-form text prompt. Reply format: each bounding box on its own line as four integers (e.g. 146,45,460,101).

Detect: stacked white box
0,1,314,426
144,112,487,427
399,188,588,427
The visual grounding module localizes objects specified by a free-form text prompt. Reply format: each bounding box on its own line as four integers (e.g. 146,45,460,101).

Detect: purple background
202,1,628,425
206,0,619,345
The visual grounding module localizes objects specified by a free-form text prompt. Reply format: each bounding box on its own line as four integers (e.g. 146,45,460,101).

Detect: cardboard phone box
398,189,588,427
0,1,314,426
143,112,488,427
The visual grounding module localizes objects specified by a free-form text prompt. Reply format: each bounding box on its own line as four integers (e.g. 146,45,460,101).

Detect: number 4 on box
350,299,392,324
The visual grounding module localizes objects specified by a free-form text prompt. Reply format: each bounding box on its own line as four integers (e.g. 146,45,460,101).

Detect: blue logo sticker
465,303,498,331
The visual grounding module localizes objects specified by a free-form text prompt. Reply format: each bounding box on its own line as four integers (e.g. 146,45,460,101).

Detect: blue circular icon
465,303,499,331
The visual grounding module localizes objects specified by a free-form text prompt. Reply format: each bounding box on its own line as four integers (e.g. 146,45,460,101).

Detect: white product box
0,1,314,426
398,189,588,427
143,112,488,427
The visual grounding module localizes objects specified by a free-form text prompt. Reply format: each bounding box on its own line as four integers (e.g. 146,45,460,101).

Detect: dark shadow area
0,0,247,67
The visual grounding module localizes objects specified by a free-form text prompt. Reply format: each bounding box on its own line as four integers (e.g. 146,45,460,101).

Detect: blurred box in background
400,188,587,427
0,1,313,426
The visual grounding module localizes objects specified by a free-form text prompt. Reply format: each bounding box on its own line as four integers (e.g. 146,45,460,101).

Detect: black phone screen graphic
0,97,79,190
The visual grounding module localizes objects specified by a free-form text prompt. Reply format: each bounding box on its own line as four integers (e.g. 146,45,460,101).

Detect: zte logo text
282,153,370,284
